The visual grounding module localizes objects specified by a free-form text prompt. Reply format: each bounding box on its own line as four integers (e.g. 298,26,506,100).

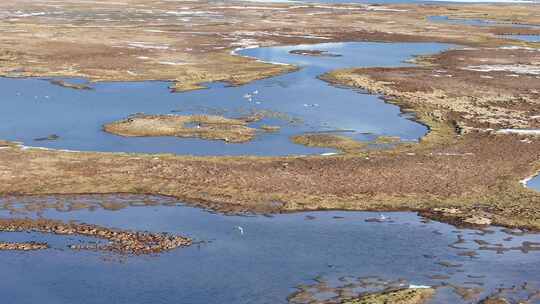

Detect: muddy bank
0,218,191,254
0,241,48,251
104,114,258,143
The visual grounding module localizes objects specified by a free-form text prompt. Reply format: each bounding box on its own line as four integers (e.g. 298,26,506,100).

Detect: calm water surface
0,195,539,304
0,42,451,156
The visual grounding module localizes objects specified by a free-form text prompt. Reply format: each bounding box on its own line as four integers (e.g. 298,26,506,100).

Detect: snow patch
127,42,170,50
496,129,540,135
462,65,540,75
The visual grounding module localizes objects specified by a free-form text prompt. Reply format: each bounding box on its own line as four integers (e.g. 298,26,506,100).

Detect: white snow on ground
364,6,408,12
500,46,540,51
127,42,170,50
20,146,81,153
462,65,540,75
409,284,432,289
11,11,47,17
158,61,189,66
496,129,540,135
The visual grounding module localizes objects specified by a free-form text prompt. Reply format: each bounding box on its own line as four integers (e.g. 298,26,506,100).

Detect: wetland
1,195,539,304
0,1,539,303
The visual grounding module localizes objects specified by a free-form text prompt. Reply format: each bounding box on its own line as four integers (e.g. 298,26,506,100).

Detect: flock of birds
243,90,259,103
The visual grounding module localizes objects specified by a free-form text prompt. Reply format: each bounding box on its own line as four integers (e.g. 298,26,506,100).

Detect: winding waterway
0,42,451,156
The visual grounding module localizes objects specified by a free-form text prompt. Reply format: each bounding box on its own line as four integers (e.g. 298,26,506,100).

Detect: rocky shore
0,241,48,251
0,218,191,254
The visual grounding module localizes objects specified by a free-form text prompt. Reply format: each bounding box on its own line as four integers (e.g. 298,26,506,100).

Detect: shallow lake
0,195,539,304
0,42,452,156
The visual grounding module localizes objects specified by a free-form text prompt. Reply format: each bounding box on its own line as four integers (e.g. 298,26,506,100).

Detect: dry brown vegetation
291,133,367,153
104,114,258,143
0,1,538,231
0,1,537,90
0,218,191,254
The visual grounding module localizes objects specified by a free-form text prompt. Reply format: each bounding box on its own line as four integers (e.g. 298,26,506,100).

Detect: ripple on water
0,195,539,304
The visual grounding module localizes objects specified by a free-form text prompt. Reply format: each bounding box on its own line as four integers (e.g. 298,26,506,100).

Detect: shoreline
0,42,539,230
0,1,538,231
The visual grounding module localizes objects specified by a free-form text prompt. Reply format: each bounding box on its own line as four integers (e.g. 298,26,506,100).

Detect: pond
0,194,539,304
0,42,452,156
